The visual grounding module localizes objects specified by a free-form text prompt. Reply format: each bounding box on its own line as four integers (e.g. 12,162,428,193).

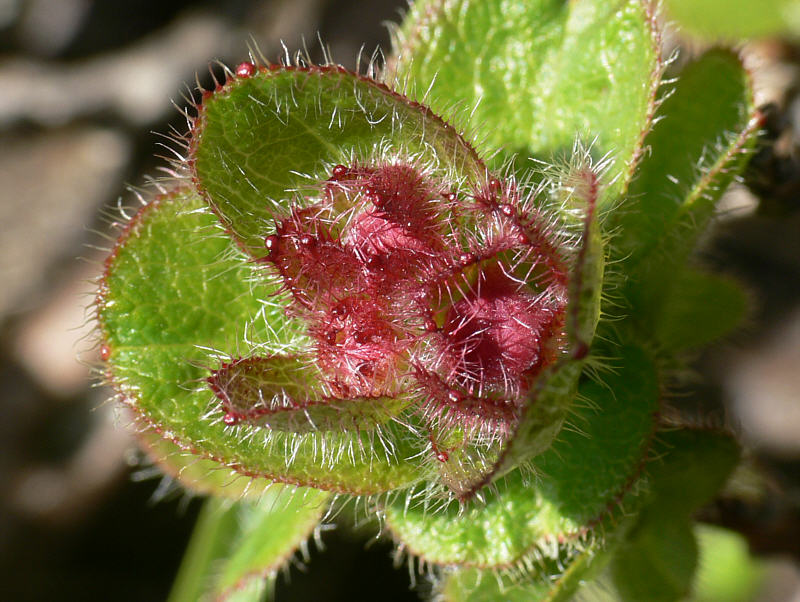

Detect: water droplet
459,252,476,266
423,317,438,332
436,451,449,462
235,62,255,78
500,203,515,217
299,234,315,247
443,192,457,203
223,412,239,426
447,390,462,404
100,344,111,361
265,234,279,253
331,164,347,180
489,178,502,193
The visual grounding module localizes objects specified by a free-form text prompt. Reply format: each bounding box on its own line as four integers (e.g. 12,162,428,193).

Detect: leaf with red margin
191,65,487,258
98,188,426,494
610,49,759,331
389,0,662,199
437,161,605,501
208,354,412,431
385,345,658,570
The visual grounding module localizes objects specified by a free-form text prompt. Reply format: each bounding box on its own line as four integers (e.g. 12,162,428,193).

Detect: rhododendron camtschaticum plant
96,1,761,600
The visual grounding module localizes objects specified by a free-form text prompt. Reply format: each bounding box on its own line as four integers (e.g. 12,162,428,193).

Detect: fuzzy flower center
263,160,568,432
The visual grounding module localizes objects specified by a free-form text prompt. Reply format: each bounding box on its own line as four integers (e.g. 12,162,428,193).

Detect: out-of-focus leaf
610,429,740,601
666,0,800,39
692,524,765,602
169,486,329,602
654,269,748,352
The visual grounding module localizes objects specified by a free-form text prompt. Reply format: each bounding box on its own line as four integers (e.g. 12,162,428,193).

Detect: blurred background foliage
666,0,800,40
0,0,799,600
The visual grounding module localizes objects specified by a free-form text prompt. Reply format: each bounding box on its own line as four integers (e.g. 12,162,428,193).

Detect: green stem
168,498,267,602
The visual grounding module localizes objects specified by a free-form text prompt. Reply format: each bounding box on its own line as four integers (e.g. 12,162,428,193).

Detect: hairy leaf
616,49,757,265
612,49,758,331
192,66,486,257
385,345,658,570
137,428,273,500
99,189,425,493
208,355,411,431
391,0,660,197
445,158,607,500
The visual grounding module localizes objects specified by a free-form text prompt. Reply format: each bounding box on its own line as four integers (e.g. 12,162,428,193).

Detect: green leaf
168,498,244,602
438,523,624,602
391,0,660,197
616,49,757,264
137,428,273,500
609,429,740,602
489,359,584,487
439,568,550,602
385,345,658,571
507,156,608,467
654,269,748,352
611,49,758,335
99,188,425,494
692,524,765,602
567,190,605,348
645,429,740,516
665,0,800,39
192,66,486,258
611,509,698,602
438,553,601,602
169,486,329,602
208,354,411,431
447,165,607,500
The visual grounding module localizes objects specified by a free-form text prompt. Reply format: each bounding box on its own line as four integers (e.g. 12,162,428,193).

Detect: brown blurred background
0,1,799,600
